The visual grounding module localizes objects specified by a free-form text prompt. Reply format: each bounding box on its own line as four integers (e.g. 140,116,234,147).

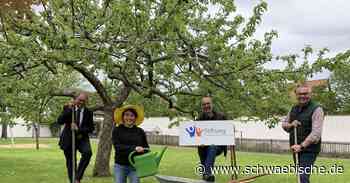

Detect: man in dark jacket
197,96,227,182
282,84,324,183
57,92,94,183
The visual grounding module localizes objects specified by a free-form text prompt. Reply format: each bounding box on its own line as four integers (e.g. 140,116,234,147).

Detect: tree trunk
35,123,40,150
93,106,114,176
1,123,7,139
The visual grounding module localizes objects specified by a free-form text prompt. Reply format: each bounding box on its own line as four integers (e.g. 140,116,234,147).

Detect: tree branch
170,91,202,97
70,0,76,35
80,46,125,59
64,61,112,105
150,88,193,115
102,0,112,17
40,0,58,34
49,89,78,98
0,12,9,42
112,84,131,109
150,52,187,64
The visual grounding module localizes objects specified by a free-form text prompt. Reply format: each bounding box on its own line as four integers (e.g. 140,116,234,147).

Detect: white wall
141,117,179,136
2,115,349,142
141,116,350,143
0,118,52,138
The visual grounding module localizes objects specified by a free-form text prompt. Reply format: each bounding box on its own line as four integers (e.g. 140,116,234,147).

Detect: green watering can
128,146,167,178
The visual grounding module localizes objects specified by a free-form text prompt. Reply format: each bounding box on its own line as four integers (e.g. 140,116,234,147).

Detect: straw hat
114,105,144,126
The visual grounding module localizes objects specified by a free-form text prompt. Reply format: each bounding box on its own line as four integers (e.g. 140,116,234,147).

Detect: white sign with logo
179,120,235,146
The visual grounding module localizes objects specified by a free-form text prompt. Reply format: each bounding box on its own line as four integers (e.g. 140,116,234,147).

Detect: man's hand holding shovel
71,122,79,131
289,120,301,129
289,120,303,153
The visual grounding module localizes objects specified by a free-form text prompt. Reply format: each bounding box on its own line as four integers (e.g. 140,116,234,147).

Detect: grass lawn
0,138,348,183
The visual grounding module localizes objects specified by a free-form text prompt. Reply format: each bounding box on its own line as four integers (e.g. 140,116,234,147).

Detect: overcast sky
233,0,350,79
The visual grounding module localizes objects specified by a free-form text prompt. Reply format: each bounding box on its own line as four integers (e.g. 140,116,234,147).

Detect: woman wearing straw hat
112,105,149,183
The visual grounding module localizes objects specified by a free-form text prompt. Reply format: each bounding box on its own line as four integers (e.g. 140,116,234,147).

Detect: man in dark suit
57,92,94,183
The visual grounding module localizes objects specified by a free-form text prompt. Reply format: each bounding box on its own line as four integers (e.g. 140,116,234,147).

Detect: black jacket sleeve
57,107,72,125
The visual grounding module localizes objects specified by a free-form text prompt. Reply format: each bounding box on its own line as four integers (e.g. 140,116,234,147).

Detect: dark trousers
294,152,318,183
198,145,223,176
63,139,92,183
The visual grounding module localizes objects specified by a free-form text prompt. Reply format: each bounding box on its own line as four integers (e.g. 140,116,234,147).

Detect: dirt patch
0,144,49,149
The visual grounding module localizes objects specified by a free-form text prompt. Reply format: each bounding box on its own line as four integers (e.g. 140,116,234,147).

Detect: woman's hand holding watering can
135,146,145,153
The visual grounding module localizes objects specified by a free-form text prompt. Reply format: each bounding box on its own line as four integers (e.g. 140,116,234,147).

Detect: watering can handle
128,151,137,167
128,148,151,167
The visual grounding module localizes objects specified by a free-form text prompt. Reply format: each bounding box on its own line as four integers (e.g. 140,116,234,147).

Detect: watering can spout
155,146,167,166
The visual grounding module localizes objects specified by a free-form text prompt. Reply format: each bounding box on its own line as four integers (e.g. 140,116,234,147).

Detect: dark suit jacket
57,107,94,150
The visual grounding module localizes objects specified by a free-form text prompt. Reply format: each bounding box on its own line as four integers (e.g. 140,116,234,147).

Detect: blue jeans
114,164,140,183
295,152,318,183
198,145,222,176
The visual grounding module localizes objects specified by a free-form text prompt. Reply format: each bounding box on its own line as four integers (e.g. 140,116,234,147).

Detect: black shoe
203,175,215,182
